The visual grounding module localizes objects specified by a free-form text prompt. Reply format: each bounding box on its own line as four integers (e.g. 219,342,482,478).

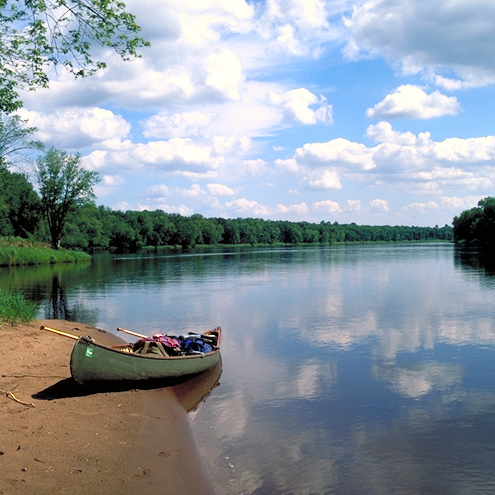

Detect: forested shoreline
453,197,495,244
0,166,453,250
60,206,454,250
1,179,457,256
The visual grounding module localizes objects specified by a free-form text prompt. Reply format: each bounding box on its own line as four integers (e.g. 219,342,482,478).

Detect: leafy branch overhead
0,0,150,111
0,113,43,167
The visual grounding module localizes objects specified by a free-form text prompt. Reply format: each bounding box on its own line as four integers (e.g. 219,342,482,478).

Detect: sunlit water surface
3,243,495,494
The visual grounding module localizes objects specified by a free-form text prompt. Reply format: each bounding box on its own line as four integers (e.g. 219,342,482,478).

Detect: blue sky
16,0,495,227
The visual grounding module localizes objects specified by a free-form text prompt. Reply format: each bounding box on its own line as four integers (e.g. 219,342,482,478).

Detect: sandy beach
0,319,219,495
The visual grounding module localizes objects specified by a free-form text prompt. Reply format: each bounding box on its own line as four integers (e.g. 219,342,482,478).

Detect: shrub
0,290,39,326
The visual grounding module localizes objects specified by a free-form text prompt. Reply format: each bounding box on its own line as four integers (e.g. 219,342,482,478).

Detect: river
3,242,495,494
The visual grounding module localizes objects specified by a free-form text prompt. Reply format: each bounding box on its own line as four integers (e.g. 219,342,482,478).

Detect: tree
0,167,41,236
0,0,150,112
0,113,42,167
34,147,100,249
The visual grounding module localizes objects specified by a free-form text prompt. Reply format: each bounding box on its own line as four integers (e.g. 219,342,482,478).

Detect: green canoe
70,328,221,385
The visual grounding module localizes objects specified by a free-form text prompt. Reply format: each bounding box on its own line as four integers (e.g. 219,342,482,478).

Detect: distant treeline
0,166,453,250
453,197,495,244
49,205,453,250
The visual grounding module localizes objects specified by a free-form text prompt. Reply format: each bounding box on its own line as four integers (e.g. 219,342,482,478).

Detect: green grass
0,290,39,326
0,237,91,266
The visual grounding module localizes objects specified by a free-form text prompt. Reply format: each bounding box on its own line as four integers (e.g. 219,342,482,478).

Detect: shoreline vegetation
0,231,454,268
0,237,91,267
0,288,38,325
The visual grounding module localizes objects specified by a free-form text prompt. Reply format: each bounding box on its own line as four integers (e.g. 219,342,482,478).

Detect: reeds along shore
0,237,90,267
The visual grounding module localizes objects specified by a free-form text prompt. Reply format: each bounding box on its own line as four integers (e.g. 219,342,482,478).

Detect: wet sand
0,319,218,495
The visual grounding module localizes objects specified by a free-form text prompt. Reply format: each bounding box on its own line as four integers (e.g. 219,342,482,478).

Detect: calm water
3,243,495,494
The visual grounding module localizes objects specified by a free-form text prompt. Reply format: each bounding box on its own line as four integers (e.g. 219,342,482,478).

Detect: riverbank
0,319,217,495
0,238,91,267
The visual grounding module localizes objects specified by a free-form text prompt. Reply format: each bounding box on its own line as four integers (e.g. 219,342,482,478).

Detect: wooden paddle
117,327,147,339
40,325,79,340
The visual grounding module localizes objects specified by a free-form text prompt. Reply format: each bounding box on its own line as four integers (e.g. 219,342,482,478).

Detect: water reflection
3,244,495,494
372,361,463,399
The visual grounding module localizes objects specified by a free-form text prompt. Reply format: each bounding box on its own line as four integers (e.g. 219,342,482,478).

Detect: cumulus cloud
313,200,342,213
207,183,235,196
275,158,301,173
269,88,334,125
344,0,495,87
101,175,125,186
18,107,131,149
142,111,215,139
277,202,309,214
305,170,342,190
366,85,461,120
295,138,375,170
206,49,244,100
283,125,495,194
369,199,389,211
83,138,222,175
366,122,418,146
243,159,267,176
212,135,251,156
226,198,271,216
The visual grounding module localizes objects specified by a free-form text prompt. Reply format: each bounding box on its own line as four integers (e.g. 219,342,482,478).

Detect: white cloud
113,201,132,211
366,122,417,146
275,158,301,173
439,196,481,211
403,201,440,214
102,175,125,186
313,200,342,213
243,159,267,176
207,183,235,196
18,107,131,149
142,111,215,139
295,138,375,170
277,202,309,214
174,184,205,198
344,0,495,87
369,199,389,211
83,138,222,175
305,170,342,190
211,135,251,156
269,88,333,125
366,85,461,120
265,0,329,30
283,125,495,194
226,198,271,216
144,184,170,198
206,49,244,100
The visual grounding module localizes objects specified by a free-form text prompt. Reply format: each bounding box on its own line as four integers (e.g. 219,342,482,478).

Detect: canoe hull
70,335,221,385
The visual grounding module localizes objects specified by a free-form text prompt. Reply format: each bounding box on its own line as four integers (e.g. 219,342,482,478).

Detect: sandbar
0,319,218,495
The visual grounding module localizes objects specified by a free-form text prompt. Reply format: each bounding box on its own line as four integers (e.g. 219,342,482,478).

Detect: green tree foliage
1,184,454,251
34,147,100,249
0,167,40,237
453,197,495,244
0,0,150,112
55,208,453,251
